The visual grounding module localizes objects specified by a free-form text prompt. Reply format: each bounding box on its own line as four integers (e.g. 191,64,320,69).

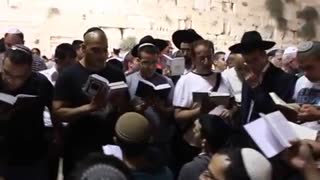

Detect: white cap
6,28,22,34
282,46,298,64
241,148,272,180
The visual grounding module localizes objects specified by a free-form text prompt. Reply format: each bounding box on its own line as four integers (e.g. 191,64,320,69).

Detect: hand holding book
298,104,320,123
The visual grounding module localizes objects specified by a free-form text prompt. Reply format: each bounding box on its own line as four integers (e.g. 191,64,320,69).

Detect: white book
102,145,123,160
0,92,37,105
166,57,185,76
244,111,317,158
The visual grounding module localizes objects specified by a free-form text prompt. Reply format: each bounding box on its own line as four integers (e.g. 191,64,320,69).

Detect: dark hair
137,44,159,58
107,58,123,71
54,43,76,62
217,148,250,180
72,40,83,50
69,153,132,180
4,46,33,66
83,27,105,38
199,115,232,152
5,32,24,41
115,135,150,158
123,52,134,71
113,48,121,56
191,40,214,58
32,48,41,55
0,38,5,53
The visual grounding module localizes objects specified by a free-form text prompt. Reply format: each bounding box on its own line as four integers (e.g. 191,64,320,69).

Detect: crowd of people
0,25,320,180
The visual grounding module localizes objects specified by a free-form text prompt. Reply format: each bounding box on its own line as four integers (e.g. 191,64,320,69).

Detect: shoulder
126,71,139,81
296,76,309,85
31,72,53,89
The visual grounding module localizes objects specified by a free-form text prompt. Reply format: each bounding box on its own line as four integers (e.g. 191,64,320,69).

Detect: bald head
82,27,109,71
83,29,107,45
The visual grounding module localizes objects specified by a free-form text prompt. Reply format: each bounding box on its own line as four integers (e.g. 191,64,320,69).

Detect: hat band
138,43,155,50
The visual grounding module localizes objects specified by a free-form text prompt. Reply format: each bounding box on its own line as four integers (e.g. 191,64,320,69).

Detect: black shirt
0,72,53,164
54,62,127,147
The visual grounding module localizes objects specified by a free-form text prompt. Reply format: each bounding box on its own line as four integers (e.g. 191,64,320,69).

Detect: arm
52,87,108,122
174,106,201,126
52,100,93,122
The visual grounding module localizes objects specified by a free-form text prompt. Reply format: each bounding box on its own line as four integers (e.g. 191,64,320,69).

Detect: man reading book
293,41,320,130
0,45,54,179
52,27,129,177
173,40,232,168
229,31,297,124
126,42,175,164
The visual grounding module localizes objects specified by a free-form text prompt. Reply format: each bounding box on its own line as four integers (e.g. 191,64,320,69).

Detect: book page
169,57,185,76
269,92,299,111
0,92,17,105
103,145,123,160
289,122,318,141
154,83,171,90
244,117,286,158
91,74,110,84
262,111,298,148
16,94,37,98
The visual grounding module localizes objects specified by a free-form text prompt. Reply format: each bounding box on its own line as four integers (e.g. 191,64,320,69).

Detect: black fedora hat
172,29,203,49
131,35,155,57
229,31,275,53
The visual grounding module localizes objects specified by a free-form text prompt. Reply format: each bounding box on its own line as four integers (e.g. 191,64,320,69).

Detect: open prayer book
0,92,37,105
269,92,301,120
83,74,128,97
166,56,185,76
193,91,231,107
244,111,318,158
135,79,171,99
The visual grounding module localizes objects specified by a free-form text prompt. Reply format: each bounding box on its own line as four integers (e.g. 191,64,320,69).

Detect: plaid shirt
32,55,47,72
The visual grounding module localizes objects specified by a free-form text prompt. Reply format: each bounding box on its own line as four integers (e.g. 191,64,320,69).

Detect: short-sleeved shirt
54,62,127,146
294,75,320,130
173,71,230,108
222,68,242,103
126,72,175,144
0,72,53,164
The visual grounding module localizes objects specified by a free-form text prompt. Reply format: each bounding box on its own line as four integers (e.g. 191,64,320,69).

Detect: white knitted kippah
241,148,272,180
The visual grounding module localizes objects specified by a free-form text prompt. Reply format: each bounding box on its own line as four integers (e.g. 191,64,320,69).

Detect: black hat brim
229,41,275,53
172,29,203,49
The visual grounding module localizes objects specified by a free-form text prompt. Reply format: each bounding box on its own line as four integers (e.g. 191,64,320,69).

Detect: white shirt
294,76,320,130
222,67,243,103
40,66,58,86
173,71,230,108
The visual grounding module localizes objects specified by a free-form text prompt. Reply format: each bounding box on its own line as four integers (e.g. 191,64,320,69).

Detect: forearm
175,108,201,126
54,104,92,122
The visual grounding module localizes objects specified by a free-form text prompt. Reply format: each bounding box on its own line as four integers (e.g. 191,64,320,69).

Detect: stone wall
0,0,319,56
